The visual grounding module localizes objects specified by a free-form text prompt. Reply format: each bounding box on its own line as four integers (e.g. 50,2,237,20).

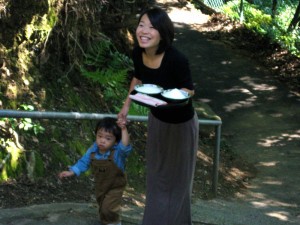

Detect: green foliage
244,7,272,35
33,152,45,177
0,145,24,181
68,139,89,157
0,104,45,181
274,5,294,30
1,105,45,138
81,68,127,84
222,0,300,56
52,147,72,167
222,1,240,20
80,39,130,112
129,103,149,116
223,0,272,34
82,39,133,73
47,3,58,28
126,150,145,177
80,38,148,115
24,0,58,44
66,140,92,176
18,105,45,135
270,4,300,55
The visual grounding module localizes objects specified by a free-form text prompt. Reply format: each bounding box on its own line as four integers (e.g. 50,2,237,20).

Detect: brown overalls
91,151,126,225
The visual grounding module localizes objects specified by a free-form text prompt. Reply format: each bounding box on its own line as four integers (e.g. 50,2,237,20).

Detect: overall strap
108,150,115,161
90,151,115,160
90,152,96,160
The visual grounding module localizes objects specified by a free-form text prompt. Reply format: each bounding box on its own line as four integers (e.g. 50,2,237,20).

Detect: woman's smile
140,36,151,42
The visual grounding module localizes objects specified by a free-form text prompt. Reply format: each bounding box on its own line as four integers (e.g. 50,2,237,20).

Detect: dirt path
167,2,300,224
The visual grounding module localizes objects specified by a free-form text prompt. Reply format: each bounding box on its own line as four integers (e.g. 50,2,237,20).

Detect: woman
118,7,199,225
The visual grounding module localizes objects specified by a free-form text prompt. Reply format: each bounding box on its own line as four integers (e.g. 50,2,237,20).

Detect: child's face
95,128,117,153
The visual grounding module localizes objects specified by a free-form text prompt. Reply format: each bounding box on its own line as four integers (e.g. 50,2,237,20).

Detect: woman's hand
181,88,195,97
118,105,130,126
118,77,141,125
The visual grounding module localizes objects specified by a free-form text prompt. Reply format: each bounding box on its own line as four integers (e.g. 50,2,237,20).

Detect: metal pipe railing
0,109,222,196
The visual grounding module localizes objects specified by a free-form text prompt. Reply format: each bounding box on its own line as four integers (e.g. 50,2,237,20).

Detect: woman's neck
144,47,157,57
143,49,164,69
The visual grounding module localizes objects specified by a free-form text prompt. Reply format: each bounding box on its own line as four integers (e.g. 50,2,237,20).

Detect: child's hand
58,170,74,179
117,119,130,146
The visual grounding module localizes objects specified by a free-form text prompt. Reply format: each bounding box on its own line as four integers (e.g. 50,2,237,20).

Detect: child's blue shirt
70,142,132,176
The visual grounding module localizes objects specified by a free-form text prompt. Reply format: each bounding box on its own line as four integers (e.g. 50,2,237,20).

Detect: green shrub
222,0,300,56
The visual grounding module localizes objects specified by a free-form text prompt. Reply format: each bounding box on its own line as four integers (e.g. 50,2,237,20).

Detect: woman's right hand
118,105,130,126
118,77,141,125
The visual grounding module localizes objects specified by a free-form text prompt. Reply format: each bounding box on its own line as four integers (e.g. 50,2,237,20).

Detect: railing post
212,124,221,196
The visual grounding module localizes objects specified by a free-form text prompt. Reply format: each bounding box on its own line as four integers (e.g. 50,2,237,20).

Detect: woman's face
136,14,161,52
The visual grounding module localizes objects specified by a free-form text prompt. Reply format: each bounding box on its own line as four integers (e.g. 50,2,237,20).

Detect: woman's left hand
181,88,195,97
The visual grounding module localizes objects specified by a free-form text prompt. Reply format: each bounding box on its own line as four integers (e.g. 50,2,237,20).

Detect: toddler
59,117,132,225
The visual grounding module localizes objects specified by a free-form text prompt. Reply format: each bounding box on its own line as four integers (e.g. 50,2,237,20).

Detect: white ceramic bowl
134,84,163,95
161,88,190,102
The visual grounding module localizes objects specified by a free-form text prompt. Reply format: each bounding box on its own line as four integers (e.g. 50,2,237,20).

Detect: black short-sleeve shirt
132,46,195,123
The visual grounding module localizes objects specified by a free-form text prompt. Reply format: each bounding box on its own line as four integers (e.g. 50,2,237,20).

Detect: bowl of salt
161,88,190,102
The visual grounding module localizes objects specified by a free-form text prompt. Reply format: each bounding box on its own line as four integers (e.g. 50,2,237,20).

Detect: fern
81,68,127,85
84,40,112,67
80,38,131,87
82,40,133,72
80,37,147,115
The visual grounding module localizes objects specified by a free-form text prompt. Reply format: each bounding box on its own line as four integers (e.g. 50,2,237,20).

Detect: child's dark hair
94,117,121,142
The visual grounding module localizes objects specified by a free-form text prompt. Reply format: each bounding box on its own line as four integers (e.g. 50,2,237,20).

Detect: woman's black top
132,46,195,124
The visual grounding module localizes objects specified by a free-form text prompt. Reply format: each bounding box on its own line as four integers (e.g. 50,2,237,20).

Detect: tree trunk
239,0,244,23
271,0,278,18
287,0,300,32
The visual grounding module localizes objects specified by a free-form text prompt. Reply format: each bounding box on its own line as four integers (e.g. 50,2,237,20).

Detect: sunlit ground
167,2,210,24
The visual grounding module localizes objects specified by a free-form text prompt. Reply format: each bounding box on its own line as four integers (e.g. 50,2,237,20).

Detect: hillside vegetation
0,0,143,180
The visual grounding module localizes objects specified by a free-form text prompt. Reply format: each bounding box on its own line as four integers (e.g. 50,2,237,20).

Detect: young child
58,117,132,225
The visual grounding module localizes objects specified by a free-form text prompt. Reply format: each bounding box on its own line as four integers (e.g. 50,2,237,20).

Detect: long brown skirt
142,112,199,225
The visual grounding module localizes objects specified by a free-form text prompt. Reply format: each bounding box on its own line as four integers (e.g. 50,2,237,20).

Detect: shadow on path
172,11,300,224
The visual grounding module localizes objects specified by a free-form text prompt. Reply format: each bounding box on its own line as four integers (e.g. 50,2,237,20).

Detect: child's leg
100,186,124,225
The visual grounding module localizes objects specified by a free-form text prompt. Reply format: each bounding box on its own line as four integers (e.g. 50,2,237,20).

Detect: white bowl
161,88,190,102
134,84,163,95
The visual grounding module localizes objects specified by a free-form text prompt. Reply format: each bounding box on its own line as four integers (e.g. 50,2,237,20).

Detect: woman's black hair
138,7,174,54
94,117,121,142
